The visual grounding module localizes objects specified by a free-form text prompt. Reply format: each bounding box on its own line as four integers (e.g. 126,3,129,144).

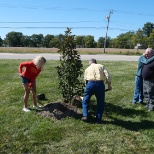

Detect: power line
0,20,104,24
0,26,106,29
0,3,108,12
0,20,147,31
114,9,154,17
0,26,135,32
0,20,145,31
0,20,146,25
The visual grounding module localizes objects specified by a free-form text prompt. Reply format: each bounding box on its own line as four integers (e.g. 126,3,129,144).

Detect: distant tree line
0,22,154,49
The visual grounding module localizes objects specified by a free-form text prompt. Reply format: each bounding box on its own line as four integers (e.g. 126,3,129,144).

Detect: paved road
0,53,140,61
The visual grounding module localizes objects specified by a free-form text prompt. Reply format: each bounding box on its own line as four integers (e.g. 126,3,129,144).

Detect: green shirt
136,55,154,77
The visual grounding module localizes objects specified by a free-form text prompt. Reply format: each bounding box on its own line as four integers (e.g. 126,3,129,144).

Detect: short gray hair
89,59,97,64
146,48,154,54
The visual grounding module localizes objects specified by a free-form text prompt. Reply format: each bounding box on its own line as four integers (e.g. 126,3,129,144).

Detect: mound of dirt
37,101,82,121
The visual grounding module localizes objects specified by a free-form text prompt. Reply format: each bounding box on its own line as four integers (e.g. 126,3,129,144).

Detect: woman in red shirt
19,56,46,112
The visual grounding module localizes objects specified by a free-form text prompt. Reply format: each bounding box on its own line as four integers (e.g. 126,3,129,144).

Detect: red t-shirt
19,61,41,87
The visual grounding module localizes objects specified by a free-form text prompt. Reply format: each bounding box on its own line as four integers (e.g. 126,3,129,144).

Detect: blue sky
0,0,154,41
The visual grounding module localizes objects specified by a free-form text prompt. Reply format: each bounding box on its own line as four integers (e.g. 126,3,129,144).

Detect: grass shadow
105,118,154,131
84,101,153,128
105,102,148,117
104,102,154,131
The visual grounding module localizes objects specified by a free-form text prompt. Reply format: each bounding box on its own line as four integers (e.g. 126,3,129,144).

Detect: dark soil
36,101,82,121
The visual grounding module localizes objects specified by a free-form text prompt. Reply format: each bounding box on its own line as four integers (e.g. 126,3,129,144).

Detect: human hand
108,85,112,91
19,73,22,77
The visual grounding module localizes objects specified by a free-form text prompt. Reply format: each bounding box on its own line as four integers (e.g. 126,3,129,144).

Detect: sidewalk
0,53,139,61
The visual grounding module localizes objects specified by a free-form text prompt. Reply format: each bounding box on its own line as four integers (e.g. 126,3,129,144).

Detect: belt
88,80,103,82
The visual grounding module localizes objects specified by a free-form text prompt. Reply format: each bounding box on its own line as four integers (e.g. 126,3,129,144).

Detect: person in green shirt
132,48,154,105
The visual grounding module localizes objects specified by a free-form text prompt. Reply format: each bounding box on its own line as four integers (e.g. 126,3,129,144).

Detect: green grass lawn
0,59,154,154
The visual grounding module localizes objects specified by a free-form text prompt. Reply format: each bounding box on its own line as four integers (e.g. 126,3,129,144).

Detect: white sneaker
23,108,30,112
80,97,83,101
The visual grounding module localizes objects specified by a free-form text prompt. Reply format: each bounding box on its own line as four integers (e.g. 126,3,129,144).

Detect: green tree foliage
85,35,96,48
132,29,148,49
148,29,154,48
97,36,111,48
111,31,135,49
110,38,118,48
56,28,84,103
75,36,86,47
142,22,154,37
5,31,23,47
21,35,32,47
43,34,54,47
0,37,2,46
30,34,44,47
97,37,104,48
55,34,64,44
49,37,60,48
132,29,143,45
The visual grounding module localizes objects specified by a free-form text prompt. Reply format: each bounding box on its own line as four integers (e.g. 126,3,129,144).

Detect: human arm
18,61,31,75
18,63,24,75
107,82,112,90
140,55,154,64
103,66,112,90
84,69,88,85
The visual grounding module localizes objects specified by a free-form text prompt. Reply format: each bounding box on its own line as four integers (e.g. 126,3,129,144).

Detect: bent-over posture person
82,59,112,123
18,56,46,112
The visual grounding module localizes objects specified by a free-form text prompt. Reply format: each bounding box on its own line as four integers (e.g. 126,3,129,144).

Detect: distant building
134,43,142,49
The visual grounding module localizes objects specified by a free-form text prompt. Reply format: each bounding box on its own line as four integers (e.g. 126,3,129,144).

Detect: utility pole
104,10,113,53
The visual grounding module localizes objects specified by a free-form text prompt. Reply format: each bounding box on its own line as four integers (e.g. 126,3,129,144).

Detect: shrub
56,28,84,103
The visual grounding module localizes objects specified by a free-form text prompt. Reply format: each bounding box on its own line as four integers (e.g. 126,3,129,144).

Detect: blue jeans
21,76,35,85
21,76,30,84
82,81,105,122
133,76,143,103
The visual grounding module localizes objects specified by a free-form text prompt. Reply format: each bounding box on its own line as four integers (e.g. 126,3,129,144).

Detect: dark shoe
81,116,87,121
96,120,103,124
139,102,146,105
